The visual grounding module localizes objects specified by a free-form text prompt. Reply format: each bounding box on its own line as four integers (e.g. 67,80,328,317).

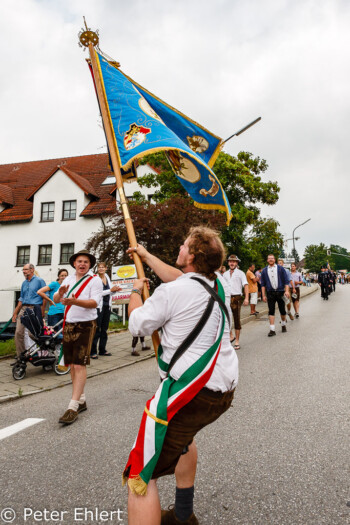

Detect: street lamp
284,236,299,247
292,219,311,254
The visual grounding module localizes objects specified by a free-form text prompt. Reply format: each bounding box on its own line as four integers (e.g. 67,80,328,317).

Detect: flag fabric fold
94,51,231,223
122,278,226,495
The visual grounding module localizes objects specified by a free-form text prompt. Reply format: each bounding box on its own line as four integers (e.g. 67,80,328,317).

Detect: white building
0,153,157,321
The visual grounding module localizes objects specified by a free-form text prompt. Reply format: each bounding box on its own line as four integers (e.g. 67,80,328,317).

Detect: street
0,285,349,525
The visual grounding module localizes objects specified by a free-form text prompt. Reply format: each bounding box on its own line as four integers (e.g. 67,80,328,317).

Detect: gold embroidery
187,135,209,153
199,175,219,197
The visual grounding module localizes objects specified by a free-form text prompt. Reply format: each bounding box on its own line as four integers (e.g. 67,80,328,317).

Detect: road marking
0,418,44,441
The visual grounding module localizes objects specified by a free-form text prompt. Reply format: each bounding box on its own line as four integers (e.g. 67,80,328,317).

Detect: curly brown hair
187,226,226,281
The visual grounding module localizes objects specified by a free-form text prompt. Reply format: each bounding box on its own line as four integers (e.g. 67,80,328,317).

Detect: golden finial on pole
78,17,99,48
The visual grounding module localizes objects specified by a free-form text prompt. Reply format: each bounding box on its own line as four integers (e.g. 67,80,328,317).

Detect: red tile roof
0,183,14,205
0,153,117,223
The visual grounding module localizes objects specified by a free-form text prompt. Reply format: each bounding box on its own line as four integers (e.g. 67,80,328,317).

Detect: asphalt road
0,285,349,525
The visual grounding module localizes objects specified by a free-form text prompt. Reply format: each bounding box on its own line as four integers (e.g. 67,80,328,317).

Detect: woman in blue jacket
37,269,68,331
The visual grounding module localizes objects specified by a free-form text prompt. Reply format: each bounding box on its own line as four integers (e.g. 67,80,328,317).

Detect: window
62,200,77,220
102,176,116,185
60,243,74,264
41,202,55,222
38,245,52,265
16,246,30,266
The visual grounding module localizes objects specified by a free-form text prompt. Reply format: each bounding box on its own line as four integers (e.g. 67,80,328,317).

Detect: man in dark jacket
318,266,330,300
260,254,290,337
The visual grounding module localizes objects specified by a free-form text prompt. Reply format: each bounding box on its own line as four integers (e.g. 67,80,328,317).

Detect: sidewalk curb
0,352,156,404
0,285,318,405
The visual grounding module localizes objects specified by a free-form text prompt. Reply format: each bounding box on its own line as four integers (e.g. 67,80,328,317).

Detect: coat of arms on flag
124,123,151,150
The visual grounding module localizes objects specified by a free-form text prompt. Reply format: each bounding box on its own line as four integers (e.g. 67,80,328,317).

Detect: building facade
0,153,157,321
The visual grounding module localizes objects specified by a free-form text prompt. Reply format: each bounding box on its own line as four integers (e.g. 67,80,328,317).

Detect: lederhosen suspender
166,277,230,376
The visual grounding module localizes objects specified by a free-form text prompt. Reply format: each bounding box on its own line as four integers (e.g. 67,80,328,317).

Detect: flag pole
78,21,160,355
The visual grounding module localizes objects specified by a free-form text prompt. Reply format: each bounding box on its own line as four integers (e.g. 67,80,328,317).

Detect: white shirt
60,271,103,323
129,272,239,393
223,268,248,295
97,274,113,309
267,264,279,290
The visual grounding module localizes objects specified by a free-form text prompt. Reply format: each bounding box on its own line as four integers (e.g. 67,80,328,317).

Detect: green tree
137,151,283,270
329,244,350,271
244,218,284,269
86,196,225,289
291,248,300,263
304,243,334,272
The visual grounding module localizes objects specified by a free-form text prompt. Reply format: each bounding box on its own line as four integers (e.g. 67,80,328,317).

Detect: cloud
1,0,349,254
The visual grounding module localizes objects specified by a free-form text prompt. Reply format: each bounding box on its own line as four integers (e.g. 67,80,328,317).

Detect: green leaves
304,243,330,272
137,150,283,269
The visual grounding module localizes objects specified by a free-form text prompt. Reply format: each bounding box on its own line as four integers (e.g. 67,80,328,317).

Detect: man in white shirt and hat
53,249,103,425
223,254,249,350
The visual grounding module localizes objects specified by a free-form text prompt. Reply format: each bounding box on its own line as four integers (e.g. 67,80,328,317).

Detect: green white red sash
122,278,226,495
57,274,95,368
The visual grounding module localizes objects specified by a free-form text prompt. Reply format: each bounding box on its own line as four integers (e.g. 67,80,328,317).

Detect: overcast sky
1,0,349,257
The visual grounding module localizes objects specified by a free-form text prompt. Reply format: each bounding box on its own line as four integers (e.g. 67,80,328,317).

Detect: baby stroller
12,308,70,380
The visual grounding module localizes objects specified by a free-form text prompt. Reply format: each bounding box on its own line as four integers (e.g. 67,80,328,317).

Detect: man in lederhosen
223,254,249,350
260,254,290,336
54,250,103,425
123,227,238,525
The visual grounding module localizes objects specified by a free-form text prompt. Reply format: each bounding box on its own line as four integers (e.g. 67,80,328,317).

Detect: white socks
79,393,86,405
68,394,86,412
270,325,275,331
281,321,286,327
68,399,80,412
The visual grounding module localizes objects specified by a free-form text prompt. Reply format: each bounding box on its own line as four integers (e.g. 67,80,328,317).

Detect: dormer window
41,202,54,222
102,176,116,185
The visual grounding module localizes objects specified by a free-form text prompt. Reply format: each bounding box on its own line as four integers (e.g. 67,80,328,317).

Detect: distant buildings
0,153,157,321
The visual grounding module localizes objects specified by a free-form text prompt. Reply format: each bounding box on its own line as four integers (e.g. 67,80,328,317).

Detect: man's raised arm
127,244,182,283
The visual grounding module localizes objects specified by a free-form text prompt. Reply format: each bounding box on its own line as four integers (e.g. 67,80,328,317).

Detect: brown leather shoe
282,325,287,333
77,401,87,413
131,350,140,356
161,507,199,524
59,409,78,425
142,346,151,351
267,330,276,337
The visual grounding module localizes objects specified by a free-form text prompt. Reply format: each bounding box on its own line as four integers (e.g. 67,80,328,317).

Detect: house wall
0,169,102,321
0,165,158,321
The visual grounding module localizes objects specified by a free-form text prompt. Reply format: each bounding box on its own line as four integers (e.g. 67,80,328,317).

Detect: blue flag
95,51,232,223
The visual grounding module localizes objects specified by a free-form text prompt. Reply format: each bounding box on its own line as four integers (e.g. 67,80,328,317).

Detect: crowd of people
317,266,337,300
11,258,125,360
9,230,345,525
220,254,306,341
